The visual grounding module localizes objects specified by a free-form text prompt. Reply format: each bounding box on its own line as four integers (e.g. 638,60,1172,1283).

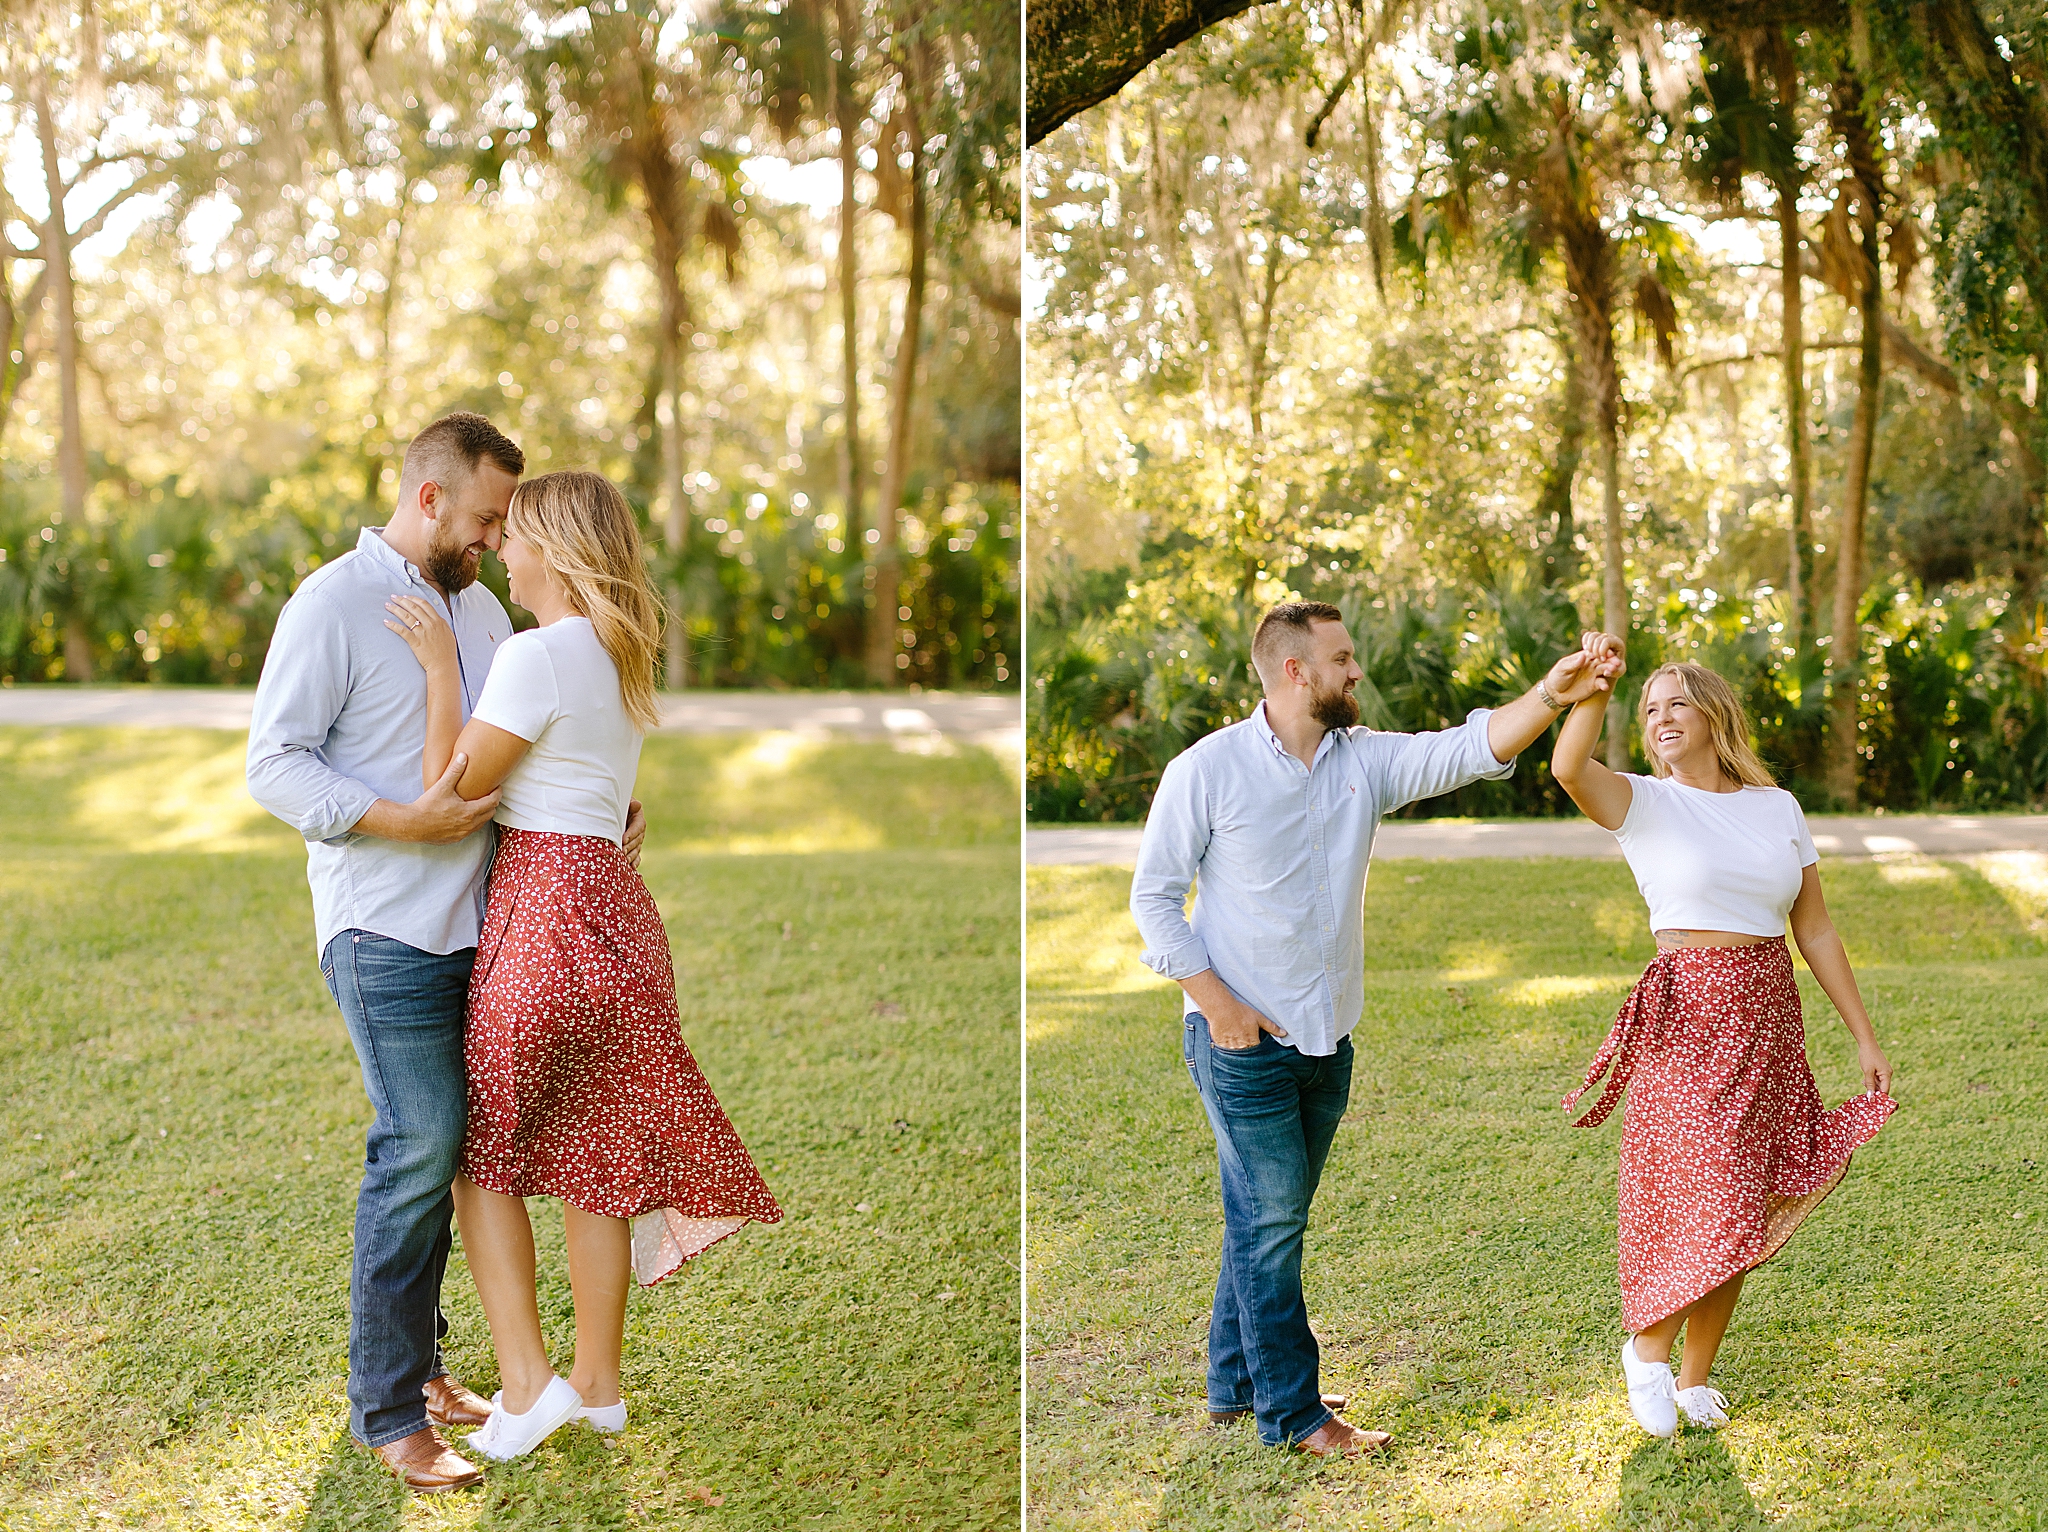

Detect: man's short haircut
398,412,525,503
1250,600,1347,686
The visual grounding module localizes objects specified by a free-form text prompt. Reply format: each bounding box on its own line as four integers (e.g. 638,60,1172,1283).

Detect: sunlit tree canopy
1030,0,2048,819
2,0,1020,690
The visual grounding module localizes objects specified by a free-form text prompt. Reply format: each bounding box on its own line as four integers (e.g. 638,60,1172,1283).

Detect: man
246,412,647,1492
1130,600,1620,1457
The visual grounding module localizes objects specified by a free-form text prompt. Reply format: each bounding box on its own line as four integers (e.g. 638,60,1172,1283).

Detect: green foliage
1029,562,2048,820
3,0,1019,691
0,459,1017,689
1030,1,2048,820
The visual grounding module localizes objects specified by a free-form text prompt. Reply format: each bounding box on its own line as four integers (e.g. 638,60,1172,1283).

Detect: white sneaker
468,1375,582,1461
494,1388,627,1433
1621,1336,1677,1438
1676,1384,1730,1428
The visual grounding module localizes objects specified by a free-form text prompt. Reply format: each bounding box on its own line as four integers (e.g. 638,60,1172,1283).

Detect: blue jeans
1184,1013,1354,1447
321,931,474,1448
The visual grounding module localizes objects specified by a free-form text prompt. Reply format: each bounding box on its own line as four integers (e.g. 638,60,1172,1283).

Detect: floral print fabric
462,827,782,1285
1563,939,1895,1332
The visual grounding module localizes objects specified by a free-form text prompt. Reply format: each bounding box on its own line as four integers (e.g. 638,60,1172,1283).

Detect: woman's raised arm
1552,694,1633,830
384,594,533,800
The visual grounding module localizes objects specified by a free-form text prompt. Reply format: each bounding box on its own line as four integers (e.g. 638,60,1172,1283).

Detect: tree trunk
1776,172,1813,643
36,84,92,685
65,616,94,684
1553,209,1627,763
866,109,927,685
1826,72,1884,807
1535,327,1587,587
832,0,864,552
0,268,17,431
1770,42,1811,644
660,322,692,690
35,84,87,525
1244,252,1283,443
1594,399,1628,769
366,202,406,504
320,0,351,159
625,70,696,691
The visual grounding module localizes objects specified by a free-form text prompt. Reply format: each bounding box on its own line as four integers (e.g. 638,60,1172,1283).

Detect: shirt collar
1252,700,1288,757
357,525,429,590
1252,699,1339,769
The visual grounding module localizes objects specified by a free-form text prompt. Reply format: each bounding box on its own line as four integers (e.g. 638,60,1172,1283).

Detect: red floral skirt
462,828,782,1286
1563,939,1894,1332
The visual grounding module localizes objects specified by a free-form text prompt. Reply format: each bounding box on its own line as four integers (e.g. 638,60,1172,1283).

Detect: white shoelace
1678,1384,1729,1422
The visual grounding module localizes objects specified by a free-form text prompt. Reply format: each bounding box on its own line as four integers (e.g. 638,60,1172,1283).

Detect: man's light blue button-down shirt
246,527,513,957
1130,701,1514,1057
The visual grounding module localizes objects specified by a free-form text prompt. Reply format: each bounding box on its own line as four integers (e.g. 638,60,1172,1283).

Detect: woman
1552,648,1894,1438
385,470,781,1462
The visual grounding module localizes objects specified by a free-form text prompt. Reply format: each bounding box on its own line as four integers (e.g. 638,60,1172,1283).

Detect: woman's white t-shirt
1613,774,1819,936
470,617,643,843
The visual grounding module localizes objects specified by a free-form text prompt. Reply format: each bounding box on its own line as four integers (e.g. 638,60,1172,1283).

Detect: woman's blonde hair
1638,662,1776,787
506,470,666,732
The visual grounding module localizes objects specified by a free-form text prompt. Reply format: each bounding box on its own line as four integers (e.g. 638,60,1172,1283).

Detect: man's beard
423,521,480,592
1310,677,1360,731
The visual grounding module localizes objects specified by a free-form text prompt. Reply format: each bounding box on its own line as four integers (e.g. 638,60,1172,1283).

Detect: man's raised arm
1370,641,1622,815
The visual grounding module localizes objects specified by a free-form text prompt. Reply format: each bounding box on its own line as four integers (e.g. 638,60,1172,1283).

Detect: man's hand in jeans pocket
1182,969,1287,1050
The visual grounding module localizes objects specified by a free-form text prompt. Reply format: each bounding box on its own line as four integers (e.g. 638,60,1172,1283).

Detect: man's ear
418,480,441,521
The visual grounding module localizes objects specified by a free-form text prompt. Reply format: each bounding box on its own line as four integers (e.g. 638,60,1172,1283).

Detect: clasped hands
1544,630,1627,708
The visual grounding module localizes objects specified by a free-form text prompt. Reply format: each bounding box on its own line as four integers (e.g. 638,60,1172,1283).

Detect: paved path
1029,813,2048,865
0,684,1020,748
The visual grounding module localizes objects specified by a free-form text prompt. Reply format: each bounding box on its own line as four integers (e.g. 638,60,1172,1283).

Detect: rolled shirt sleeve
1368,707,1515,815
1130,750,1216,981
246,589,382,843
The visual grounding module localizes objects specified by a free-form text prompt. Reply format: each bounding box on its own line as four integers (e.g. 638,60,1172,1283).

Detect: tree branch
5,146,153,258
359,0,399,64
1026,0,1268,144
1678,339,1864,379
1303,52,1365,149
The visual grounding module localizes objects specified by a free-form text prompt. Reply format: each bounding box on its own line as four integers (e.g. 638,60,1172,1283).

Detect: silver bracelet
1537,677,1567,711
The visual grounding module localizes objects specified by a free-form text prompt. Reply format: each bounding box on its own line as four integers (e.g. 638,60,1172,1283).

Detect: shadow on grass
1146,1423,1321,1532
297,1429,403,1532
293,1416,649,1529
1606,1431,1767,1531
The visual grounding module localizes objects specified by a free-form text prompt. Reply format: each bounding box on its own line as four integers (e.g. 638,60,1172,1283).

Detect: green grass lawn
1029,853,2048,1531
0,726,1020,1531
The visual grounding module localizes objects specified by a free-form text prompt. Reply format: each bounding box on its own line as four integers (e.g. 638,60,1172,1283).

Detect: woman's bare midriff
1655,929,1772,952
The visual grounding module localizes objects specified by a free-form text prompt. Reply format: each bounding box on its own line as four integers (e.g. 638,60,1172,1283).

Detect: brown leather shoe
425,1374,494,1428
1209,1393,1348,1425
368,1426,484,1492
1293,1415,1392,1458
